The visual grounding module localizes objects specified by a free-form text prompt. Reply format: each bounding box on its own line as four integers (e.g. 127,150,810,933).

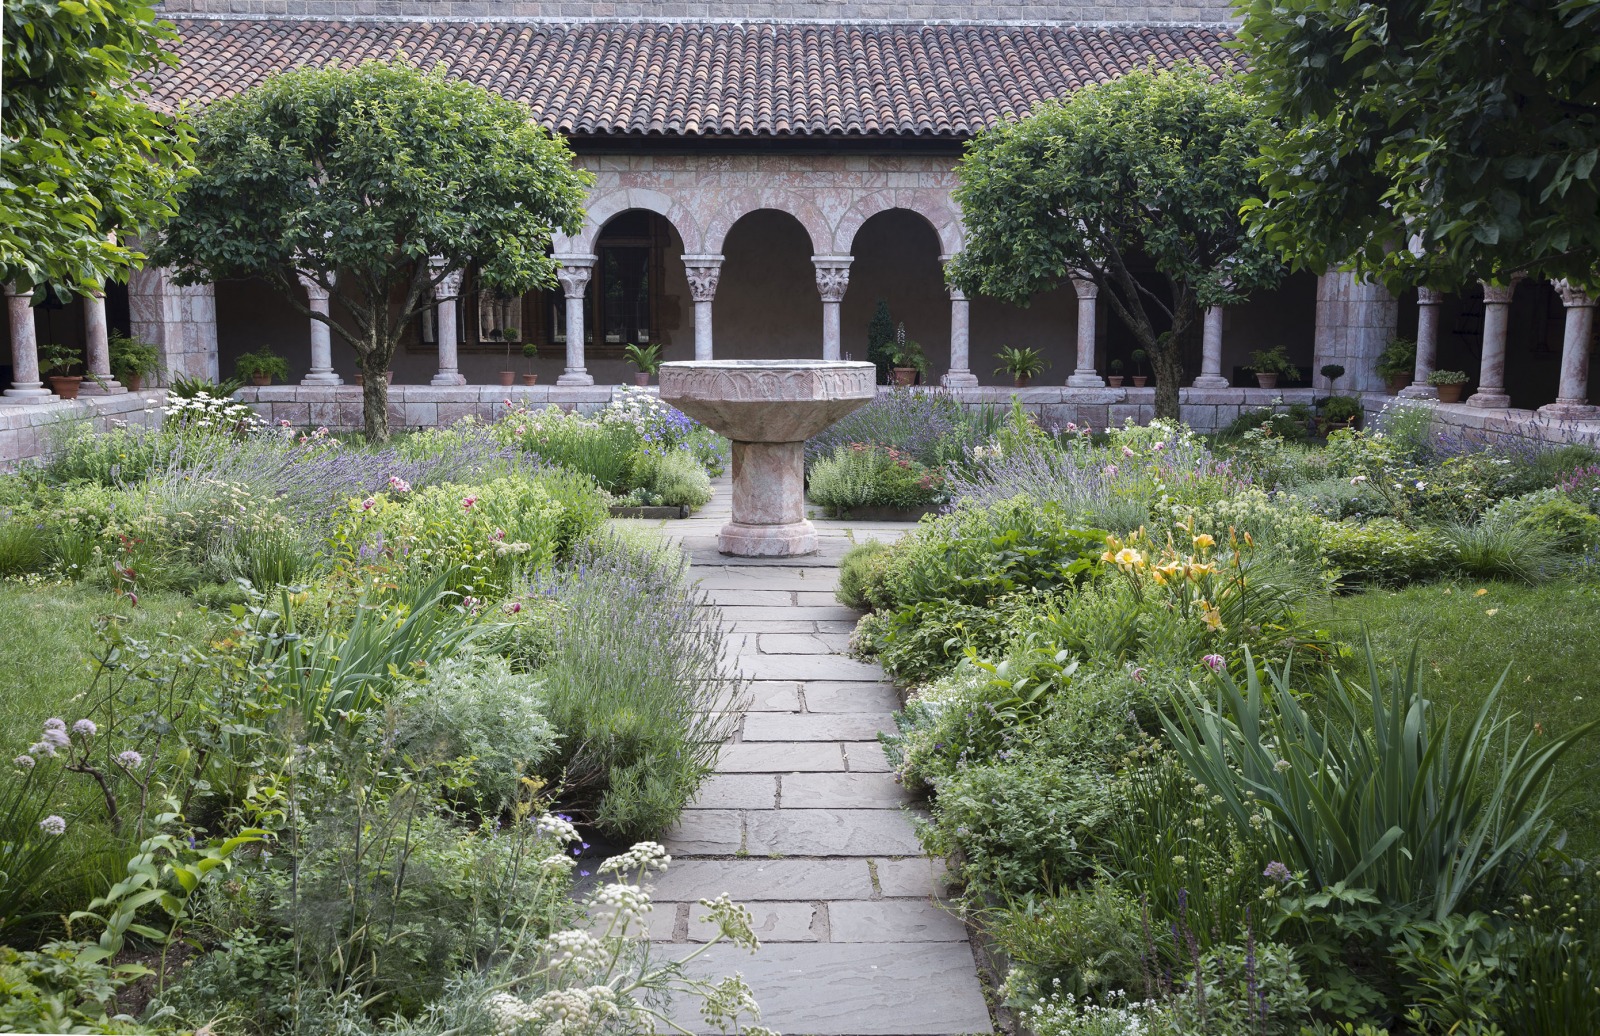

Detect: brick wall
155,1,1236,23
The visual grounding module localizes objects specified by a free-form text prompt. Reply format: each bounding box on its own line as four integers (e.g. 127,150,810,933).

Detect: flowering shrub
806,441,948,515
1316,516,1455,586
161,390,264,436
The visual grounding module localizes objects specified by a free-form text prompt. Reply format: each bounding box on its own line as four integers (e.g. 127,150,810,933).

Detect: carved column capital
297,271,334,303
947,285,967,302
812,254,853,303
428,256,464,299
682,253,724,303
1071,275,1099,301
1416,286,1445,306
1556,279,1595,309
555,254,597,299
1480,275,1524,305
4,281,32,301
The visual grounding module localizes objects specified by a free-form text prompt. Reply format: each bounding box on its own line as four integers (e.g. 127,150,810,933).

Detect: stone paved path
616,481,994,1036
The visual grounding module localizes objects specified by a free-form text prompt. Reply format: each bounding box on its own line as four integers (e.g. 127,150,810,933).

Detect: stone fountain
660,360,876,556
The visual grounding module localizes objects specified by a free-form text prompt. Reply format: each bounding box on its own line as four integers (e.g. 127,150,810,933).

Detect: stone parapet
0,391,166,471
1361,392,1600,449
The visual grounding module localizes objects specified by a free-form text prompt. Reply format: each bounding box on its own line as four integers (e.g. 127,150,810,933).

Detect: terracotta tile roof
149,19,1241,138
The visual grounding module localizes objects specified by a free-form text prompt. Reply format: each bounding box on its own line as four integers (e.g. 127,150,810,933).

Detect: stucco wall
155,1,1236,23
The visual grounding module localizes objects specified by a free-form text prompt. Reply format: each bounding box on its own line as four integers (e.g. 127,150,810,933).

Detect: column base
430,371,467,387
1466,391,1512,409
718,520,817,558
302,372,345,386
1191,375,1230,388
1,384,55,402
941,370,979,388
1397,385,1438,400
556,370,595,387
1540,401,1600,420
78,378,126,395
1066,371,1107,388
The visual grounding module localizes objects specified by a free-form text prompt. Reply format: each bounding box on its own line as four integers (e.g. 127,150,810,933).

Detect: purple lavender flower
14,754,35,769
1263,861,1292,884
72,719,97,737
1202,654,1225,672
117,750,144,770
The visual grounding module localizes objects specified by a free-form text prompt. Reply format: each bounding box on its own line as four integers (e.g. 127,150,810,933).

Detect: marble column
3,283,52,400
1193,305,1230,388
1467,278,1520,408
78,290,124,394
812,255,852,361
943,284,978,387
1398,287,1444,399
1066,275,1106,387
297,272,343,386
426,259,466,386
555,254,596,386
1541,281,1599,419
682,254,723,361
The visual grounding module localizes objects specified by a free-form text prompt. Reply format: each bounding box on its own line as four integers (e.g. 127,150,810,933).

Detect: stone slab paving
611,480,993,1035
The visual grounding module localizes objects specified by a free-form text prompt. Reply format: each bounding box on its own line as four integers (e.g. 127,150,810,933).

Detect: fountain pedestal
659,360,876,557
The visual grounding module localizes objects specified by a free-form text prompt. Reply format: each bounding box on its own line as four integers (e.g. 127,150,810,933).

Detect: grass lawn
1315,577,1600,859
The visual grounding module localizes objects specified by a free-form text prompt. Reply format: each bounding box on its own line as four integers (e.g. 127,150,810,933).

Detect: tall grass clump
1441,521,1565,583
520,532,746,839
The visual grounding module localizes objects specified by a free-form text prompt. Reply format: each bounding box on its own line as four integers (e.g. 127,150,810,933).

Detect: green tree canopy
947,64,1280,418
154,60,591,441
1,0,195,293
1237,0,1600,291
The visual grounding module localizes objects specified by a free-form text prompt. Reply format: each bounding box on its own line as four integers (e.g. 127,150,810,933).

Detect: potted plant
1246,346,1297,389
889,333,928,387
1428,368,1470,404
1130,348,1149,387
38,343,84,399
236,345,289,387
1376,337,1417,394
624,342,663,387
995,345,1047,388
521,341,539,385
1319,363,1346,394
1106,358,1125,387
108,332,160,391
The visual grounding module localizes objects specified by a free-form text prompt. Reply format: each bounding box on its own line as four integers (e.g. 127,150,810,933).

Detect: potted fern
889,333,928,387
108,332,160,391
1376,337,1417,394
995,346,1047,388
38,343,84,399
521,341,539,385
625,342,663,387
236,346,289,386
1246,346,1297,389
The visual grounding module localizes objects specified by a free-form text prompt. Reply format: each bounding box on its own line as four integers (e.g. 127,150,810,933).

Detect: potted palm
1130,348,1149,387
38,343,84,399
236,346,289,386
1246,346,1297,389
108,332,160,391
1106,359,1124,387
889,335,928,387
1376,337,1417,394
624,342,662,387
995,345,1047,388
1428,368,1470,404
521,341,539,385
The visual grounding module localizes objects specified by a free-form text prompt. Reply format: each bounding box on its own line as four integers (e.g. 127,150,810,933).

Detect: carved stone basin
660,360,876,556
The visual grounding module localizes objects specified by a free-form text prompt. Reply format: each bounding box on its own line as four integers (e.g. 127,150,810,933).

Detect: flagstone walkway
619,482,994,1036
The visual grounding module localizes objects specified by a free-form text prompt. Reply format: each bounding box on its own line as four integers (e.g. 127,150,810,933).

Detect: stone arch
832,190,964,258
714,208,823,359
569,186,700,254
700,191,829,256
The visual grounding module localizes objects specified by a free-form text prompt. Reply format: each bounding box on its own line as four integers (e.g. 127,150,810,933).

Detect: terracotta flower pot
1386,374,1413,395
1131,375,1148,387
124,373,143,392
49,375,82,400
521,373,539,386
498,371,517,387
1255,372,1279,389
892,368,917,387
250,374,272,386
635,372,651,387
1013,375,1031,388
1106,376,1124,387
1436,383,1465,404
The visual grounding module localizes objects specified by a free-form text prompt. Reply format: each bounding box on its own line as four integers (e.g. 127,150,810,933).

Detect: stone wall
1361,393,1600,450
129,266,218,383
1312,271,1398,395
0,392,166,470
155,1,1236,23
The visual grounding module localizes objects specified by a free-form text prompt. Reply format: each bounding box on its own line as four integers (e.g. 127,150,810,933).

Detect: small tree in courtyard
1236,0,1600,291
947,64,1282,419
155,60,590,441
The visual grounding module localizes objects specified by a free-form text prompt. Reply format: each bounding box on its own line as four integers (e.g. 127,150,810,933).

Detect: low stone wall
238,383,618,431
941,385,1317,433
0,391,166,470
1361,393,1600,449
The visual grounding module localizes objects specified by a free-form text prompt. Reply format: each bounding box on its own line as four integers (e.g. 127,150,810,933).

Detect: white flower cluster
543,929,609,972
590,882,652,923
162,392,265,433
602,386,673,426
534,813,580,844
597,840,671,876
486,986,623,1035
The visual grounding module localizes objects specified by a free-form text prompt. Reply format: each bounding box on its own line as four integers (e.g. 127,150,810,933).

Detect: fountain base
718,519,818,557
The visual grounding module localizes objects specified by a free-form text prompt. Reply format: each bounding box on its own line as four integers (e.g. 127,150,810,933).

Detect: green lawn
1315,578,1600,859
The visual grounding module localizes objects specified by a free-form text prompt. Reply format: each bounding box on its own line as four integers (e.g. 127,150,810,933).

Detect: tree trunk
1153,343,1184,421
361,349,390,442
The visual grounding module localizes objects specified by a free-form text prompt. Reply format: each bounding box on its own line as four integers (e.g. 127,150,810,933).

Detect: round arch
842,208,949,377
568,186,700,255
701,191,829,256
832,190,964,257
714,208,823,360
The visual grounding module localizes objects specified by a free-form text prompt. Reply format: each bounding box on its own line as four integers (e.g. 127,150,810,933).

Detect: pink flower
492,528,505,541
1153,441,1166,451
361,497,377,511
14,754,35,769
388,476,411,493
1131,667,1147,684
1202,654,1225,672
462,495,478,510
38,815,66,836
1103,464,1118,477
504,601,522,615
117,750,144,770
1122,445,1134,457
72,719,96,737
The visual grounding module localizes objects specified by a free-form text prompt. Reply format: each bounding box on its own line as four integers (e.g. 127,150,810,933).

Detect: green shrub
836,539,891,609
1320,394,1363,428
1441,521,1565,583
992,883,1146,1005
1317,517,1454,586
1484,488,1600,552
43,423,167,486
0,507,48,576
864,593,1027,685
636,448,713,508
806,443,948,515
